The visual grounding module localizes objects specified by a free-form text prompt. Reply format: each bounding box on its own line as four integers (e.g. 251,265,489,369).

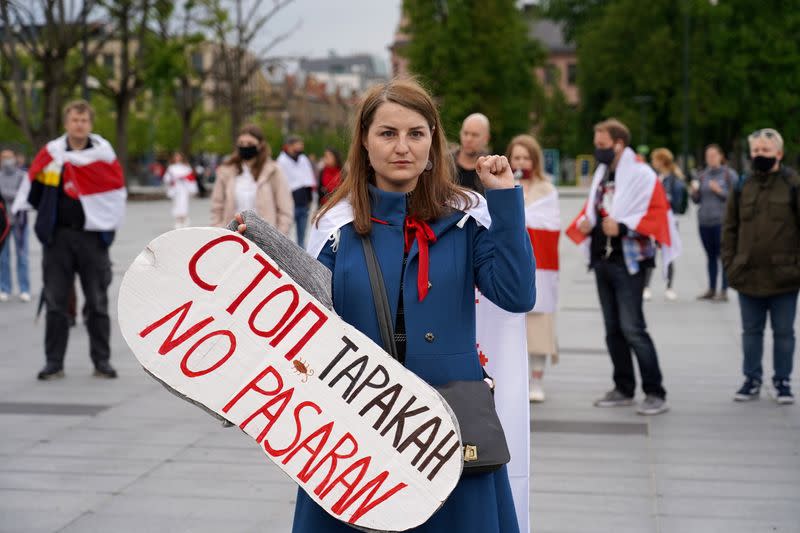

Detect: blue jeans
0,218,30,294
595,260,666,398
699,224,727,291
294,205,310,249
738,290,798,382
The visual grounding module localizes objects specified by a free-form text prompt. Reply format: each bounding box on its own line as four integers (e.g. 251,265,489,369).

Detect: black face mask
594,147,616,165
752,155,777,174
238,145,259,161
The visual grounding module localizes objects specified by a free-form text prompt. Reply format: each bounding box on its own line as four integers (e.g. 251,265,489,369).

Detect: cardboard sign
118,228,462,532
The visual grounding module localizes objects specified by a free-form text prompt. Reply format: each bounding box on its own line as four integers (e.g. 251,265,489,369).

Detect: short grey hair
748,128,784,152
462,113,490,131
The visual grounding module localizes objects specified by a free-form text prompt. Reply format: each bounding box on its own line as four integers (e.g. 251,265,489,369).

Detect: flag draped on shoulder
525,188,560,313
565,147,681,276
28,133,126,233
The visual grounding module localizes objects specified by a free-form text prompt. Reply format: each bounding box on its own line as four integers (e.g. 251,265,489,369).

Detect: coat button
425,332,435,342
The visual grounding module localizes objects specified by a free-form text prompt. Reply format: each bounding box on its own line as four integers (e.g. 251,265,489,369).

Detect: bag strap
360,235,399,360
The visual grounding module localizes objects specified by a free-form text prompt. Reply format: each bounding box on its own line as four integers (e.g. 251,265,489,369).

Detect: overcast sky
262,0,403,71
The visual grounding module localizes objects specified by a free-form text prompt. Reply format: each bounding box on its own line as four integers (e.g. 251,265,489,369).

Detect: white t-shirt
234,165,258,213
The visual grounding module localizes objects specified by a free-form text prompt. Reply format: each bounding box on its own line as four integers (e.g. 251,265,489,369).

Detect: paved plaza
1,194,798,533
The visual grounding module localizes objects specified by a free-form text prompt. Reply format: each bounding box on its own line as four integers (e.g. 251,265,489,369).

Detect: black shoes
93,361,118,379
37,364,65,380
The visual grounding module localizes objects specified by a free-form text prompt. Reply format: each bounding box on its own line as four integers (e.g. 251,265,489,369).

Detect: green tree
401,0,544,151
546,0,800,164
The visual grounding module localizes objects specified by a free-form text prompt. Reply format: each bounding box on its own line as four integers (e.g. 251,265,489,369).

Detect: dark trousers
699,224,727,291
595,260,667,399
739,290,798,383
43,228,112,367
644,262,674,289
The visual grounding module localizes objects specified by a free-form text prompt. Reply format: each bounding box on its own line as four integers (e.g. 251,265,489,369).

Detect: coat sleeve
473,187,536,313
721,184,738,269
271,165,295,236
209,170,226,227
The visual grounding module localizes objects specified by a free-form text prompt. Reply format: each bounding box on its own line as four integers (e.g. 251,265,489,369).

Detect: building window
545,64,560,86
567,63,577,85
102,53,115,72
191,52,203,73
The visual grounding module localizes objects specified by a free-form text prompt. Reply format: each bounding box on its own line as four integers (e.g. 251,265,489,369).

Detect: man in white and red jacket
566,119,681,416
27,100,126,380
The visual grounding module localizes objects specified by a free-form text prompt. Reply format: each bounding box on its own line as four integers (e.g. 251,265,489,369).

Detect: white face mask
1,158,16,170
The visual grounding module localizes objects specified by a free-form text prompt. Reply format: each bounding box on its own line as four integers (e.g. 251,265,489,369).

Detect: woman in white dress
163,152,198,228
507,135,561,402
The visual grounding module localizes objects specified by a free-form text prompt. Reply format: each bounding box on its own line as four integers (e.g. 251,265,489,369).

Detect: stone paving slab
1,196,798,532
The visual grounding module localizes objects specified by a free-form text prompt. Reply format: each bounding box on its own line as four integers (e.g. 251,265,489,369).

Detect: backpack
669,176,689,215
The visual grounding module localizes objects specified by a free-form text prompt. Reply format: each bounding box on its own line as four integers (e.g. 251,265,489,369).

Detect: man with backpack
722,128,800,405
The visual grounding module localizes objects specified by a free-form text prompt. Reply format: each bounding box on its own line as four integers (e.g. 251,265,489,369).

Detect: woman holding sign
295,78,536,532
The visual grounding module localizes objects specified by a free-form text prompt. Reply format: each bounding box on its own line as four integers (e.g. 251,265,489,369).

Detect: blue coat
292,185,536,533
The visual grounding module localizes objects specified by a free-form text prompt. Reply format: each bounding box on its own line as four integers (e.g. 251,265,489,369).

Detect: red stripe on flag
635,179,671,246
527,228,560,270
28,147,53,181
65,160,126,196
565,204,588,244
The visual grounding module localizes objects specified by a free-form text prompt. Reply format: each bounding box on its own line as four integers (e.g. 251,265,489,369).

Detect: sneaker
734,378,761,401
93,361,118,379
713,291,729,302
37,364,65,380
529,379,546,403
697,290,715,300
594,389,634,407
664,288,678,301
636,395,669,415
0,292,8,302
773,379,794,405
643,288,652,301
19,292,31,303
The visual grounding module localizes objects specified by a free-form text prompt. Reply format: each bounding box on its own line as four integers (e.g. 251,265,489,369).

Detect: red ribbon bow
404,217,437,301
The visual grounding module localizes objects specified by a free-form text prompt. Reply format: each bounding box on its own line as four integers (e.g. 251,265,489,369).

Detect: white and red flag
565,147,681,276
29,133,126,231
526,188,560,313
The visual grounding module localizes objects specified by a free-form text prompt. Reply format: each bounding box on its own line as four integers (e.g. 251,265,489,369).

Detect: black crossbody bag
360,235,510,476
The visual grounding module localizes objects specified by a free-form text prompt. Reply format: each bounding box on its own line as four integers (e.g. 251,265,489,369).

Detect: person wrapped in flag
507,135,560,403
27,100,126,381
565,119,680,416
162,151,198,229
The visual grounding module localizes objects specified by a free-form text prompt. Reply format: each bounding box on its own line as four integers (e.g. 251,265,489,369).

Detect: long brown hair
315,77,474,235
226,124,270,179
506,134,545,181
650,148,685,179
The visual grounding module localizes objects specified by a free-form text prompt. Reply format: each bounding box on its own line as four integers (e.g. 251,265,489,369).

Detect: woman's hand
234,212,247,234
476,155,515,190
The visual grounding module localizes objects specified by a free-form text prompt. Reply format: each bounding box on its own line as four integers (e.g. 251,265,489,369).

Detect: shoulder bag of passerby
361,234,510,475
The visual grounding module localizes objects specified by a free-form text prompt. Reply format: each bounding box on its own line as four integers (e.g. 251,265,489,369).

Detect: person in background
317,147,342,206
454,113,491,193
28,99,126,380
566,118,678,416
211,124,293,234
277,135,316,247
507,134,560,402
162,151,198,229
643,148,686,301
691,144,737,301
0,148,30,302
723,128,800,405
